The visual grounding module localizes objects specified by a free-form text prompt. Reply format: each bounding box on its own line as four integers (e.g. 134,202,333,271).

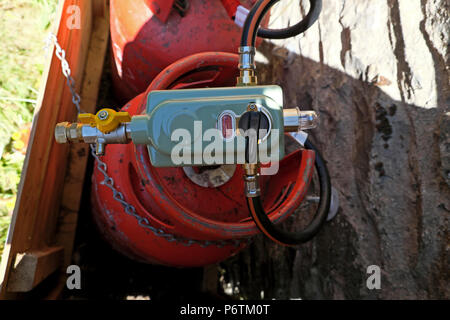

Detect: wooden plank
7,247,64,292
92,0,107,18
33,0,92,252
46,1,110,300
55,2,110,270
0,0,95,299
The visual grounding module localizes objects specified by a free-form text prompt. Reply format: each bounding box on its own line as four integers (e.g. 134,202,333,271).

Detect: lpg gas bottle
110,0,265,102
90,52,316,267
54,0,331,267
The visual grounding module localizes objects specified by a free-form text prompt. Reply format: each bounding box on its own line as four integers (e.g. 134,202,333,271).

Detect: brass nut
243,163,259,176
237,70,258,86
55,122,84,143
244,174,261,197
54,122,70,144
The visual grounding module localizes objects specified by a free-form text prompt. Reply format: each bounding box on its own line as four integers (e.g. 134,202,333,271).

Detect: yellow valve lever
78,108,131,133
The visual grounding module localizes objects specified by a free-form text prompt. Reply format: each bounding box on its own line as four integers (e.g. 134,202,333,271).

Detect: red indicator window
220,113,234,140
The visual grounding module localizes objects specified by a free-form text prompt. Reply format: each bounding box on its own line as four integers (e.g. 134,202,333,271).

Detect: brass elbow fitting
54,122,131,156
237,46,258,86
283,108,318,132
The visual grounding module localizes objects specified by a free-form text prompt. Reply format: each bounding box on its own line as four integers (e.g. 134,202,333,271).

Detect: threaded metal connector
244,174,261,198
237,46,258,86
283,108,318,132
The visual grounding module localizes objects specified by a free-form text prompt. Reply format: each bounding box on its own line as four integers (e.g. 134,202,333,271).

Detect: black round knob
238,111,271,163
238,111,270,136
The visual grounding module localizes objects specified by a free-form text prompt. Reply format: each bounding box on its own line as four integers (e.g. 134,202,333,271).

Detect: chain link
47,33,248,248
45,33,84,114
90,145,246,248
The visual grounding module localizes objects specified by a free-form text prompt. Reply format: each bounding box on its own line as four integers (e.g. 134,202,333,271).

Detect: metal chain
45,33,84,114
90,146,246,248
46,33,247,248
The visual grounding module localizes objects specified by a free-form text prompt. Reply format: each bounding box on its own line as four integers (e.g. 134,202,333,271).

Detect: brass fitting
244,174,261,198
237,69,258,86
237,46,258,86
283,108,318,132
54,122,131,156
55,122,83,144
55,108,132,156
243,163,259,176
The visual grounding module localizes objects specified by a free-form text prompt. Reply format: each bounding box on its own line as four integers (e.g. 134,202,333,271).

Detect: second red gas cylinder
92,52,316,267
110,0,263,101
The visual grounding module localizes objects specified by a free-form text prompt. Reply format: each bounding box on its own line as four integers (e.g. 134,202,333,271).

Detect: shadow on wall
220,39,449,300
71,7,449,299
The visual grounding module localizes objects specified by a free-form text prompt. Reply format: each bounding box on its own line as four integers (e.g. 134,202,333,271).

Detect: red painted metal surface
92,52,315,267
110,0,263,102
144,0,175,23
220,0,241,18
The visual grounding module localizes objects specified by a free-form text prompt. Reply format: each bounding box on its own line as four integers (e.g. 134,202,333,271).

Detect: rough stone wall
221,0,449,299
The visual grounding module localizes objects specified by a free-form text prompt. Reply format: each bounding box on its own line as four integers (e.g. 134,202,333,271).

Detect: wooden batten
0,0,109,299
7,247,64,292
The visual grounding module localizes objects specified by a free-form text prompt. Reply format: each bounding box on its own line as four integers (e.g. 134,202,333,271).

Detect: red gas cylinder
110,0,264,102
92,52,315,267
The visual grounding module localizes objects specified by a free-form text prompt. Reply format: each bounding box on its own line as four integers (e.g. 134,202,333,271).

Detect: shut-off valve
55,0,331,247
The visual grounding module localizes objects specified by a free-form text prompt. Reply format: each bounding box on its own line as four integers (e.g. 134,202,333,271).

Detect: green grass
0,0,58,258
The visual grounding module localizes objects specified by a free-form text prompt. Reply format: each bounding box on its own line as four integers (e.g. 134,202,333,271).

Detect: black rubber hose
257,0,322,40
240,0,322,47
248,0,278,46
240,0,276,46
247,139,331,246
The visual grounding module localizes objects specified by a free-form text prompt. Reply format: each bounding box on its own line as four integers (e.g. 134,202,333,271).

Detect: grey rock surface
221,0,449,299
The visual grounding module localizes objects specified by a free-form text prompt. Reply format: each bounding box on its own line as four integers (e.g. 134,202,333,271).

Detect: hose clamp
237,46,258,86
244,174,261,197
238,46,256,70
